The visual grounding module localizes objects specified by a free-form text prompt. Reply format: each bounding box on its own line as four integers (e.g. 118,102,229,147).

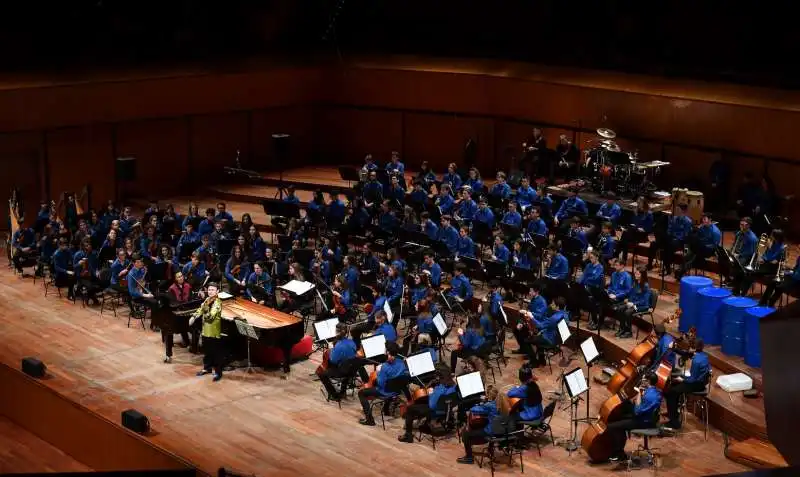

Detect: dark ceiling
0,1,794,89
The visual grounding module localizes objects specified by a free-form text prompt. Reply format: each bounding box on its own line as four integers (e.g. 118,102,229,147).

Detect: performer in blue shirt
52,238,76,301
512,240,532,270
319,323,370,401
554,188,588,228
492,235,510,263
735,227,785,297
665,339,710,429
526,296,567,367
507,365,543,421
596,193,622,226
566,217,589,252
545,244,569,280
682,213,722,277
525,206,548,237
447,263,473,302
465,166,483,192
578,250,605,288
436,184,456,216
373,312,398,342
649,323,676,372
605,374,663,462
245,261,273,305
442,162,463,191
385,151,405,176
456,189,478,223
489,172,512,200
648,204,693,274
456,226,476,258
415,161,437,191
457,386,516,465
591,258,633,331
515,177,538,210
501,201,522,228
398,366,458,442
512,283,548,356
420,252,442,288
597,221,618,264
618,200,655,264
450,314,491,372
760,254,800,307
438,215,459,255
614,266,651,339
357,341,409,426
473,197,495,228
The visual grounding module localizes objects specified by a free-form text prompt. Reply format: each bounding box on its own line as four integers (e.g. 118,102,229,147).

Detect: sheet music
313,318,339,341
580,337,600,364
406,351,435,377
278,280,315,296
234,319,259,340
316,290,329,312
432,313,447,335
457,371,485,398
218,291,233,300
565,367,588,397
383,300,394,324
557,319,571,343
361,334,387,359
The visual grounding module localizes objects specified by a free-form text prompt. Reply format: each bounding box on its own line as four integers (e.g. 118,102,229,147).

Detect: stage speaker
272,134,290,162
21,357,46,378
121,409,150,434
116,156,137,182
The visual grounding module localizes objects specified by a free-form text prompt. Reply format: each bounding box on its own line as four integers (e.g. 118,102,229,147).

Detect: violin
231,264,241,277
333,288,347,316
79,258,91,278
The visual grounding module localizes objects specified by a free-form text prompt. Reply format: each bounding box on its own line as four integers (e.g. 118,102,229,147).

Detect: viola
333,288,347,316
79,258,90,278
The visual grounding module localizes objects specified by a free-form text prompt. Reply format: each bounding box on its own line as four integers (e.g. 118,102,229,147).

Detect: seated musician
508,365,544,422
109,248,132,293
525,206,547,237
442,162,463,191
214,202,233,225
473,197,495,228
327,192,347,226
489,172,511,200
416,161,437,191
282,185,300,205
420,252,442,288
465,167,483,192
491,235,510,264
197,208,215,236
525,296,567,367
351,288,385,347
246,261,274,306
320,323,370,401
590,258,633,330
181,203,199,230
398,365,458,443
482,288,500,345
566,217,589,253
361,153,378,177
224,246,249,295
373,311,398,342
456,227,476,258
735,228,786,297
128,253,159,308
182,251,208,289
436,184,455,216
597,221,618,264
534,183,555,219
377,200,398,232
614,266,651,339
37,225,57,276
596,193,622,227
402,207,419,232
665,339,710,430
684,213,721,272
342,255,360,295
401,298,436,355
11,222,36,273
513,283,548,354
52,238,76,301
73,238,101,305
606,374,663,462
357,341,409,426
321,236,342,266
410,274,430,309
760,253,800,307
178,223,202,258
545,243,569,280
447,263,474,303
102,229,123,251
307,190,326,215
456,189,477,223
649,323,675,373
730,216,759,294
501,201,522,228
385,248,407,274
385,265,404,309
516,177,537,211
190,283,225,382
450,314,491,373
438,215,459,255
457,386,515,465
512,240,532,269
618,199,655,264
309,248,331,284
161,272,196,362
329,275,354,320
363,170,384,208
418,211,438,241
648,204,692,274
553,188,588,228
384,175,405,204
245,225,265,262
578,250,605,289
408,181,429,207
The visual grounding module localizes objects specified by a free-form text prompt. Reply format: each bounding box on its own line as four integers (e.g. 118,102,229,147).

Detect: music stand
261,199,300,221
338,166,361,188
579,336,600,424
234,319,260,376
562,367,589,454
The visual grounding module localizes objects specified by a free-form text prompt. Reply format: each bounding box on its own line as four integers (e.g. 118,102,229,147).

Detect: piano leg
279,342,293,375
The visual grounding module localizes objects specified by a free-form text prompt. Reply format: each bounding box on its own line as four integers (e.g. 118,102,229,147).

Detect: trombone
744,233,769,273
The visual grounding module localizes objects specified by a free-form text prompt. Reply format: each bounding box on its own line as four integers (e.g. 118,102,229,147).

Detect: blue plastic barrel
721,296,757,357
696,286,732,345
679,276,713,332
744,306,774,367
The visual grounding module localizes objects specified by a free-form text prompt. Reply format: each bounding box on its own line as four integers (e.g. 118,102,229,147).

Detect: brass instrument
775,247,787,283
745,233,769,272
728,231,743,261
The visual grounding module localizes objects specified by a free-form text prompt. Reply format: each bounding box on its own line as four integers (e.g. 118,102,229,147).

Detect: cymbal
597,127,616,139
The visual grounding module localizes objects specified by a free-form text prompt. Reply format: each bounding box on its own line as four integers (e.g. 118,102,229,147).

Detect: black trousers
615,305,635,333
358,387,383,420
319,360,369,398
735,264,777,297
162,328,191,358
606,416,651,456
450,344,490,373
649,236,682,271
403,402,432,433
761,279,799,306
463,429,488,458
618,229,648,262
78,277,102,301
665,380,706,427
202,336,225,376
350,321,375,348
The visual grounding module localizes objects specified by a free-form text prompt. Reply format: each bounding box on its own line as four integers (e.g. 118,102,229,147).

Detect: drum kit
583,127,670,197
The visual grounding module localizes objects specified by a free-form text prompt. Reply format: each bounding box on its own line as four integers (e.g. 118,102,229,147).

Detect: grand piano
152,296,306,373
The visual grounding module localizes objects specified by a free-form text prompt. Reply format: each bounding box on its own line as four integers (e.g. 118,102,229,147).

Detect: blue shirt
737,230,758,264
12,228,35,249
375,322,397,342
597,203,622,225
533,310,565,345
386,276,404,304
547,253,569,280
245,271,273,297
508,385,544,421
423,220,439,241
470,401,499,435
225,259,249,282
459,328,486,351
516,186,537,207
489,290,503,318
53,248,74,277
514,250,531,269
73,250,99,277
630,283,651,310
421,262,442,287
127,267,147,298
465,177,483,191
328,200,346,220
109,259,130,286
438,225,459,253
668,215,693,241
579,262,604,288
697,223,722,250
493,244,510,263
428,384,458,413
556,196,588,220
568,227,589,252
599,234,617,260
654,333,676,367
386,161,405,175
409,189,428,205
608,271,633,299
479,314,496,339
686,351,711,384
763,242,786,262
526,218,547,237
416,314,435,334
182,261,207,280
344,265,359,291
528,295,547,321
457,236,475,257
367,296,387,323
634,387,663,424
502,211,522,228
437,194,455,215
330,338,357,365
632,211,655,233
490,182,511,199
442,172,462,191
474,207,495,228
448,274,473,301
376,358,408,396
458,199,478,220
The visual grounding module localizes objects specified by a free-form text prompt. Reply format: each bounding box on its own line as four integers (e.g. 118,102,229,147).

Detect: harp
8,187,22,259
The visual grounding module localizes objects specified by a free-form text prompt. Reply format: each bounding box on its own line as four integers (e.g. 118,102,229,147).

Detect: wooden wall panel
314,108,403,165
115,118,190,198
0,132,42,229
47,126,114,207
403,113,494,173
250,106,314,171
189,113,249,182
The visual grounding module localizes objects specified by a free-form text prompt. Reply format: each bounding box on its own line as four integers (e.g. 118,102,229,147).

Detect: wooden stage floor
0,263,749,477
0,415,91,473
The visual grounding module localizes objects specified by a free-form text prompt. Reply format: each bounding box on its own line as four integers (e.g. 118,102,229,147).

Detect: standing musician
190,283,225,382
450,314,490,373
759,251,800,307
665,339,710,430
245,261,273,306
457,386,515,465
319,323,369,401
556,134,580,179
73,238,101,305
734,228,785,297
605,373,663,462
508,365,544,421
398,366,458,443
356,341,409,426
109,248,132,293
52,238,76,301
618,200,655,264
520,126,546,178
648,203,692,274
224,246,249,296
614,266,651,339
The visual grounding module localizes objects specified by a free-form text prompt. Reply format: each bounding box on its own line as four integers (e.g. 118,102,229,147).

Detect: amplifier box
121,409,150,434
21,357,46,378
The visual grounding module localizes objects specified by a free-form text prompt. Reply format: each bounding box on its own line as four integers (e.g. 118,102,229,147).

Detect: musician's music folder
279,280,314,296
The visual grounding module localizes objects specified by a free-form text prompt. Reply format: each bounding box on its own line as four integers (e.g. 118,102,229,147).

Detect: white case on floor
716,373,753,393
